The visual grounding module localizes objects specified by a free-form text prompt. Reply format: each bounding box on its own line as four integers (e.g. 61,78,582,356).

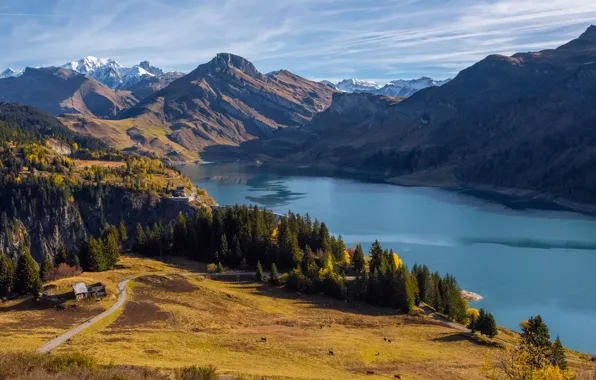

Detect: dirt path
38,277,136,354
37,271,258,354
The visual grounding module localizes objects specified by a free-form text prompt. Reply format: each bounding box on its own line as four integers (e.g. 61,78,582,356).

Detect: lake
180,163,596,354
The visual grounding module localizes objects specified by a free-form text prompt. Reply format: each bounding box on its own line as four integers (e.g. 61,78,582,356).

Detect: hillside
0,103,212,262
204,26,596,206
0,67,138,118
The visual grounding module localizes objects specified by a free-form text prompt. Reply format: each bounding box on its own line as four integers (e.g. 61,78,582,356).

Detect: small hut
72,282,88,300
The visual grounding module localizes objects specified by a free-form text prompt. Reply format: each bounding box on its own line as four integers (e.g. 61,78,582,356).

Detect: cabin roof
72,282,87,295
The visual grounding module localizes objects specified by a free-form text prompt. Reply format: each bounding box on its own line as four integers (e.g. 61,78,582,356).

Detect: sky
0,0,595,83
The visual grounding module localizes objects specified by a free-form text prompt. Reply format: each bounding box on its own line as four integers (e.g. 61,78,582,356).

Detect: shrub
285,268,312,292
176,365,218,380
217,263,224,273
45,353,96,373
44,263,82,282
206,263,217,273
269,263,280,285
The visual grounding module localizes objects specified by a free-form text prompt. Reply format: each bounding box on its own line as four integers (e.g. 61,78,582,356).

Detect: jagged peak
206,53,260,77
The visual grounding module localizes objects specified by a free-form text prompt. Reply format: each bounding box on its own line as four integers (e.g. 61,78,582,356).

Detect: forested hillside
0,103,213,268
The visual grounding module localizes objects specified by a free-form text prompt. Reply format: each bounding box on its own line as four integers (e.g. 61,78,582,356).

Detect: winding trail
38,277,136,354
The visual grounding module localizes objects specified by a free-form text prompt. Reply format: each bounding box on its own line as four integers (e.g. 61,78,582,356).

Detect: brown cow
260,337,267,342
394,375,402,379
328,350,334,356
366,371,375,375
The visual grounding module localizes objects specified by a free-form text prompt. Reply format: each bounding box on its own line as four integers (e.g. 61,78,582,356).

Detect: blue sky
0,0,595,83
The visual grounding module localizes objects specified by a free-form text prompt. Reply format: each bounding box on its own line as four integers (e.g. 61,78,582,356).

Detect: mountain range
203,25,596,207
323,77,451,97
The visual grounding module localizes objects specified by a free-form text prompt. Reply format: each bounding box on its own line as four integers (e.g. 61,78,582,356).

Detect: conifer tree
103,228,120,269
40,253,53,281
521,315,551,348
0,252,15,296
217,262,224,273
551,336,567,370
352,243,366,277
270,263,280,285
72,254,80,269
118,221,128,243
484,313,498,338
173,212,188,256
256,260,264,282
55,244,68,266
219,234,229,264
368,240,384,275
134,223,146,254
14,249,42,296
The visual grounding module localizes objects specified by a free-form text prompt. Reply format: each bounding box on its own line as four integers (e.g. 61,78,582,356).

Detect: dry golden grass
4,256,593,379
54,272,505,380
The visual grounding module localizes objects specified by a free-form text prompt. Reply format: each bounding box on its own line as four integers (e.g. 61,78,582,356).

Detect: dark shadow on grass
432,332,504,348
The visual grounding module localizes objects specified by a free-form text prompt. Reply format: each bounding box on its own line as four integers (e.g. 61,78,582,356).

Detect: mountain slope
0,67,137,117
109,53,335,155
205,26,596,206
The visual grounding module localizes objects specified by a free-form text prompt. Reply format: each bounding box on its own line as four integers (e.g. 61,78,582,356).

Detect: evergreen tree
352,244,366,276
484,313,498,338
0,252,15,296
118,221,128,243
103,228,120,269
256,260,264,282
270,263,280,285
55,244,68,266
219,234,229,264
39,253,53,281
81,236,105,272
72,254,80,269
368,240,384,275
173,212,188,256
217,262,224,273
550,336,567,370
134,223,147,254
14,249,42,296
521,315,551,348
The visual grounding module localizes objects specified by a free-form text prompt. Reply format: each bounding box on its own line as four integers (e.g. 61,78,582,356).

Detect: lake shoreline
192,161,596,217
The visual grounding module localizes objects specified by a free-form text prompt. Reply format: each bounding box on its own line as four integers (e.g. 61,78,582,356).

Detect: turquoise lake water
181,163,596,353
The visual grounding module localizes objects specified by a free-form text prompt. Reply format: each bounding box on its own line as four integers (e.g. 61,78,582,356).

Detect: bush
176,365,218,380
217,263,224,273
45,353,96,373
44,263,82,282
285,268,313,292
206,263,217,273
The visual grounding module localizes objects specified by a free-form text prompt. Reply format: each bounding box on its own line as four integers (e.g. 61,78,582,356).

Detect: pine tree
134,223,147,254
55,244,68,266
14,249,42,296
521,315,551,348
39,254,53,282
270,263,280,285
550,336,567,370
219,234,229,264
72,254,80,269
0,252,15,296
217,262,224,273
256,261,264,282
368,240,384,275
118,221,128,243
83,236,106,272
352,244,366,277
103,228,120,269
173,212,188,256
484,313,498,338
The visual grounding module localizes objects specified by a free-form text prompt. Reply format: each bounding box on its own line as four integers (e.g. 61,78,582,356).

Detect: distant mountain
61,56,177,90
325,77,450,97
0,67,137,117
205,26,596,207
336,78,381,93
375,77,450,97
0,67,24,79
112,53,336,154
123,71,185,100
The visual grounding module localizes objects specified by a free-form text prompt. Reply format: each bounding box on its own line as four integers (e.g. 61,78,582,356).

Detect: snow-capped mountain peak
325,76,451,97
58,57,175,89
336,78,381,93
0,67,24,79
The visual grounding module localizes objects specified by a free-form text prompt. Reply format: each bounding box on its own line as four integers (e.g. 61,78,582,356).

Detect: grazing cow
328,350,334,356
388,339,392,343
375,352,380,357
366,371,375,375
260,337,267,342
394,375,402,379
384,337,387,341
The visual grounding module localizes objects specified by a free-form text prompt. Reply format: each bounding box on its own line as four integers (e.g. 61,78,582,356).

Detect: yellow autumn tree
467,308,480,320
392,252,403,269
343,250,351,265
483,343,573,380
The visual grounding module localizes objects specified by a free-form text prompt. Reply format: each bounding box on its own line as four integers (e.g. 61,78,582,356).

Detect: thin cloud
0,0,594,81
